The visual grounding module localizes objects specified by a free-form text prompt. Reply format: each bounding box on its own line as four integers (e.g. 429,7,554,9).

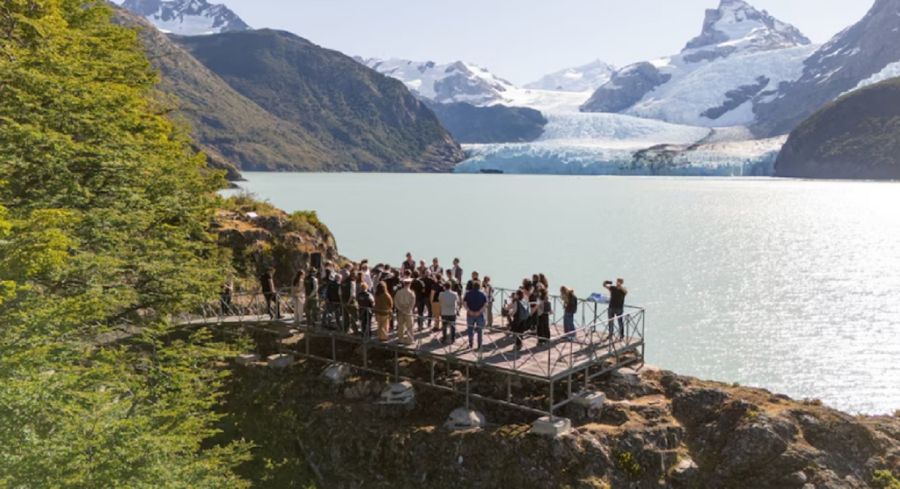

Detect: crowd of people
230,252,630,353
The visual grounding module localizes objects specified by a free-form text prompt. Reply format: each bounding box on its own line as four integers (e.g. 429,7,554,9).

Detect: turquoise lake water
232,173,900,414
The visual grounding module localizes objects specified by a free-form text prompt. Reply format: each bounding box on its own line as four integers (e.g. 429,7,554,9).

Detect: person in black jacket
321,272,342,329
260,267,280,320
356,281,375,339
536,288,552,345
604,278,629,339
509,289,530,352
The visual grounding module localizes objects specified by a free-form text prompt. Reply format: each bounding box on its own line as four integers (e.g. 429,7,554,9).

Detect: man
340,272,358,334
260,267,280,320
452,258,463,285
322,271,342,329
603,278,629,340
304,269,319,326
465,271,480,292
401,252,416,273
410,272,427,331
438,281,460,344
394,278,417,345
463,280,488,350
429,258,443,277
510,289,530,352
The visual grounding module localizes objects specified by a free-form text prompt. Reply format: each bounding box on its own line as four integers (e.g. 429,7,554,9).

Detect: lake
232,172,900,415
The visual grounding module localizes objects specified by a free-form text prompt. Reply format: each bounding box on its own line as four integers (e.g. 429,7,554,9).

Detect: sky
222,0,872,84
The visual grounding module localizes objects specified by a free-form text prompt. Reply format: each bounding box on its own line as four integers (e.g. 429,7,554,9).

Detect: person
401,252,416,273
536,288,552,345
604,278,629,339
465,271,480,292
322,272,342,329
538,273,549,290
304,269,319,326
410,272,428,331
438,281,460,344
416,260,428,278
447,270,463,297
430,274,444,333
463,280,488,350
360,262,374,291
394,278,416,345
429,258,443,277
452,258,463,285
374,282,393,341
340,272,358,334
356,282,375,339
560,286,578,340
219,280,233,317
291,270,305,325
482,276,494,328
260,267,280,320
510,289,531,351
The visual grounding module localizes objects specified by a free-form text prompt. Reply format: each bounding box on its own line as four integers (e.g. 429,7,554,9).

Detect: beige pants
376,314,391,341
431,302,442,328
397,312,414,344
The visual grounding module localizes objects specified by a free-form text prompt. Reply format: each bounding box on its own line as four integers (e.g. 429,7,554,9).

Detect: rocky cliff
218,335,900,489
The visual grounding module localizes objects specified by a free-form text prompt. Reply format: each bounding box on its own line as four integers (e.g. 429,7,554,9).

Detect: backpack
516,300,530,323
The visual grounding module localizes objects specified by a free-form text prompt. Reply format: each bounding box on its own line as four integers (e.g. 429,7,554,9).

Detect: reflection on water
232,173,900,414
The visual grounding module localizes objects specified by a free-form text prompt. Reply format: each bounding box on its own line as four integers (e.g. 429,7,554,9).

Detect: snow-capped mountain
121,0,249,36
581,0,815,127
525,60,616,92
754,0,900,136
359,58,516,106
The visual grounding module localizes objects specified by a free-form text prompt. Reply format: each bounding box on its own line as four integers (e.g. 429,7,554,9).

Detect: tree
0,1,249,486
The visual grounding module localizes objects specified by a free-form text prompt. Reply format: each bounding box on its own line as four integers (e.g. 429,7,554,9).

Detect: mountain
775,76,900,180
423,102,547,144
525,60,616,92
754,0,900,136
121,0,250,36
174,30,464,172
581,0,814,128
359,58,516,105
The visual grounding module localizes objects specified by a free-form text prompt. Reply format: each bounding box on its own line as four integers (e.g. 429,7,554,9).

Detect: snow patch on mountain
526,60,616,92
844,60,900,95
359,58,516,105
121,0,249,36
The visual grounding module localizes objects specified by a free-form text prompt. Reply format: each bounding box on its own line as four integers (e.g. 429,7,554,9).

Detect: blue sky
223,0,872,84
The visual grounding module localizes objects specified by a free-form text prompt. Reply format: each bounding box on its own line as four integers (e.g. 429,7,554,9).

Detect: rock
672,387,730,428
718,420,791,475
444,408,487,431
613,368,641,386
235,353,260,366
321,362,352,385
573,391,607,409
531,416,573,438
266,353,293,369
672,456,698,480
342,380,383,400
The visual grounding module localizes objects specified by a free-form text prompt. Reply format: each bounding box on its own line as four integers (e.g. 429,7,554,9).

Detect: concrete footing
444,408,486,431
235,353,260,366
530,416,573,437
266,353,294,369
378,381,416,412
321,362,352,385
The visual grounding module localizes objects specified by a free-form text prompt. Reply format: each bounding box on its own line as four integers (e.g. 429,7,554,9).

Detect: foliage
873,470,900,489
0,1,249,486
615,451,643,479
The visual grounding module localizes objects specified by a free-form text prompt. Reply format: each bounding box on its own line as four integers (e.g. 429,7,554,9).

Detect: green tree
0,1,249,486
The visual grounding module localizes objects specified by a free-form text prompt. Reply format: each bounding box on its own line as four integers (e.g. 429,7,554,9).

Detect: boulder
444,408,487,431
266,353,293,369
321,362,352,385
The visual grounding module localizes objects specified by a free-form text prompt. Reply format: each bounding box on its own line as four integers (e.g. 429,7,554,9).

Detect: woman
561,286,578,340
536,288,552,345
374,282,393,341
430,274,444,333
357,281,375,339
482,276,494,328
290,270,305,326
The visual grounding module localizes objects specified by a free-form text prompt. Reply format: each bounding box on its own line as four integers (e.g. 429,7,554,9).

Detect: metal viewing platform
176,288,645,419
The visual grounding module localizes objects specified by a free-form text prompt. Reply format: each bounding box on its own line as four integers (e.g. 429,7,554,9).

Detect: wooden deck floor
189,312,643,381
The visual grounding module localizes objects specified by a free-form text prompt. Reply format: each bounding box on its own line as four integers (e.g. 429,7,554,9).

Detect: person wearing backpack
322,272,342,330
511,289,531,352
561,286,578,340
340,273,358,334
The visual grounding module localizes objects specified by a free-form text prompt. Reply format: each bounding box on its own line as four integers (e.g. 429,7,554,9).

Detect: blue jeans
466,314,485,348
442,315,457,343
563,313,575,339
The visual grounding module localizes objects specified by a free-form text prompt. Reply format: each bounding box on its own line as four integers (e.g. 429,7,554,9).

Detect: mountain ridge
121,0,250,35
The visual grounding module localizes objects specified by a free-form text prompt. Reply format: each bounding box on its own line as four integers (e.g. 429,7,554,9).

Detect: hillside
424,102,548,143
775,77,900,180
175,30,465,173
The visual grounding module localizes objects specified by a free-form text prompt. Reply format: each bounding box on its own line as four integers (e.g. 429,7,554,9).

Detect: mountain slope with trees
775,77,900,180
174,29,465,173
